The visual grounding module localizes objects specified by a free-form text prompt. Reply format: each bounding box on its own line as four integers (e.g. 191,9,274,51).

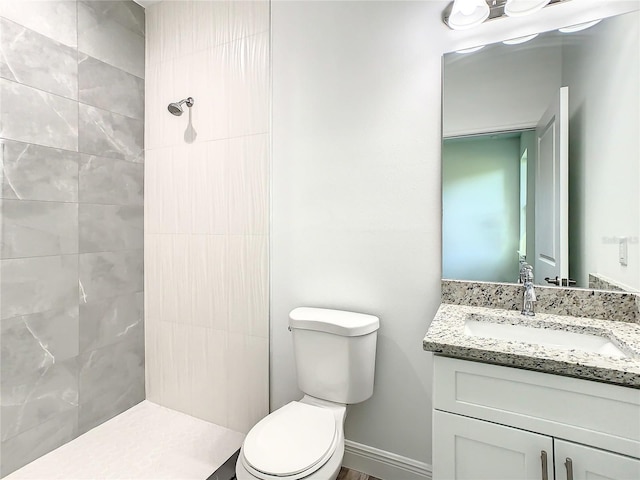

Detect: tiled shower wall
144,0,269,433
0,1,145,475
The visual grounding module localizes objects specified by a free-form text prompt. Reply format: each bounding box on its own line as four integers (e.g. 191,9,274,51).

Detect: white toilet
235,307,380,480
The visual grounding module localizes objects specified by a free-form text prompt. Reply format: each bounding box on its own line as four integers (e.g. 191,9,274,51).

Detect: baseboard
342,440,432,480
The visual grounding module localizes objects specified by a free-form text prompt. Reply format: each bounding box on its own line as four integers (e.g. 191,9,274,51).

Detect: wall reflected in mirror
442,10,640,292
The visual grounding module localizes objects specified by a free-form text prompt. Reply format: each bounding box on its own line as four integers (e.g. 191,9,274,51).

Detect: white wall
271,0,639,475
144,0,270,434
563,11,640,292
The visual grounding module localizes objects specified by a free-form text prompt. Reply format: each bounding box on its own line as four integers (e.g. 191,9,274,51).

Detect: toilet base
235,396,346,480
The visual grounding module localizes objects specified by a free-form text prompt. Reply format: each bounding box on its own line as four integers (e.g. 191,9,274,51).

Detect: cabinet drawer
434,356,640,459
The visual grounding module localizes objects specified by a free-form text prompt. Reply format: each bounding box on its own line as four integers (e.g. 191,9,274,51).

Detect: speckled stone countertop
424,303,640,388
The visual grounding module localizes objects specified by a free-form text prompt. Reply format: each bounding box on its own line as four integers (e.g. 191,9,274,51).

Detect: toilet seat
241,401,338,479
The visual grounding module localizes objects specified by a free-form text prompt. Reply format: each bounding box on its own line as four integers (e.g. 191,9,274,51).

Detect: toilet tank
289,307,379,405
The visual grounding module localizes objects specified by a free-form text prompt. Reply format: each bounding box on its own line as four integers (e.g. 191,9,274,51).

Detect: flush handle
565,457,574,480
541,450,549,480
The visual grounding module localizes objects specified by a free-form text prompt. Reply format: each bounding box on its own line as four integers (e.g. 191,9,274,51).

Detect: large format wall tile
228,134,269,234
79,250,144,303
0,79,78,151
0,358,78,442
0,18,78,100
0,409,78,476
79,104,144,162
79,54,144,120
228,0,270,42
0,1,77,47
78,337,144,434
79,292,143,354
79,154,143,205
1,140,79,202
80,0,145,36
1,306,79,379
79,204,143,253
1,200,78,259
1,255,78,319
228,235,268,338
78,1,144,79
228,33,269,137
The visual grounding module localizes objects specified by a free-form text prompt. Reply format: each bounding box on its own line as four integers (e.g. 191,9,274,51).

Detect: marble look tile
0,1,77,47
0,409,78,477
79,54,144,120
1,255,78,319
79,154,143,205
79,292,143,354
79,104,144,162
78,250,144,303
1,140,79,202
0,18,78,100
1,200,78,259
78,1,144,79
79,204,143,253
1,306,79,380
0,358,78,443
79,0,145,36
78,337,144,434
0,79,78,151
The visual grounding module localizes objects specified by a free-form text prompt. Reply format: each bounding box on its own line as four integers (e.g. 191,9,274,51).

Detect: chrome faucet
519,263,536,316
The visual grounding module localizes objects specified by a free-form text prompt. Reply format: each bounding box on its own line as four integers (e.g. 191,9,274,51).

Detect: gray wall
0,1,145,475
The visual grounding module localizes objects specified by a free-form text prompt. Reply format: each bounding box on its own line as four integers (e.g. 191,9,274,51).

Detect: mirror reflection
442,10,640,292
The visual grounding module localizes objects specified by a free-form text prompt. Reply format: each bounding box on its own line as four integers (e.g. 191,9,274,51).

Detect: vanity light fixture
558,19,602,33
503,33,539,44
444,0,565,31
504,0,552,18
456,45,486,53
447,0,490,30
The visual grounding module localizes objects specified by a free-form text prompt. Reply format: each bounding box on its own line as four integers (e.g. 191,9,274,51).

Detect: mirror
442,10,640,293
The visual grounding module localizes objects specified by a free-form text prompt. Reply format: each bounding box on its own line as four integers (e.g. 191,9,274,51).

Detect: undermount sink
464,316,629,359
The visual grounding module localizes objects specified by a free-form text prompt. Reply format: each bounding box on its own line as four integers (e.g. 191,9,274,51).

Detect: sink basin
464,317,629,359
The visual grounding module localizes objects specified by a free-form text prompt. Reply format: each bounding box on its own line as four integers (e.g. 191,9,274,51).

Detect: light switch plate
619,237,628,266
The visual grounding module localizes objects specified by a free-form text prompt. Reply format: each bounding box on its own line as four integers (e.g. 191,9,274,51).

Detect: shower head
167,97,194,116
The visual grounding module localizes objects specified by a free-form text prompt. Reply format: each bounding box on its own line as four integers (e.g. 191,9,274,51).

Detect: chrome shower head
167,97,194,116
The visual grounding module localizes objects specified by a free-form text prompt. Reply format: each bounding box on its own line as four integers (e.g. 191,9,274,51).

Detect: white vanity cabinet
432,356,640,480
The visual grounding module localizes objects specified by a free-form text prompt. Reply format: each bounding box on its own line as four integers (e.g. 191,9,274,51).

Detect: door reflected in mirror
442,10,640,293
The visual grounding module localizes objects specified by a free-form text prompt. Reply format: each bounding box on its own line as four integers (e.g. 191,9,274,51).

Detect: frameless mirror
442,10,640,293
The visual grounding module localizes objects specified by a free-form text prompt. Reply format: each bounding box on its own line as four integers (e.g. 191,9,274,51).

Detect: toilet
236,307,380,480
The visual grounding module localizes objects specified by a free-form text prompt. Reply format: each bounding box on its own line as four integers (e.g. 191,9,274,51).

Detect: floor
5,400,381,480
337,468,382,480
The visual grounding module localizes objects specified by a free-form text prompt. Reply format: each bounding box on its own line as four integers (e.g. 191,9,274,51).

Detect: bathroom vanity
423,283,640,480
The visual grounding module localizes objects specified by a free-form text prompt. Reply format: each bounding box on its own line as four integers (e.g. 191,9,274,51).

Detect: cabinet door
554,440,640,480
433,410,553,480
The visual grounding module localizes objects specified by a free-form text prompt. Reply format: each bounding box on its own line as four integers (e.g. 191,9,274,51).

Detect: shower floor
5,401,245,480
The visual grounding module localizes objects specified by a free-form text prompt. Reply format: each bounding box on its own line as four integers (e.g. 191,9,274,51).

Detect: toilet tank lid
289,307,379,336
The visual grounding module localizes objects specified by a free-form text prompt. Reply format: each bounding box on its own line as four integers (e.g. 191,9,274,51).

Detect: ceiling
133,0,161,8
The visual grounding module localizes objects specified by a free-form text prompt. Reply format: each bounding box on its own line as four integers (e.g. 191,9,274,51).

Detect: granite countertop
423,303,640,388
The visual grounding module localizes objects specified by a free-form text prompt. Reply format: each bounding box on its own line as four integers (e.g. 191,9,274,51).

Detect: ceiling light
504,0,552,17
503,33,539,45
456,45,486,54
558,19,602,33
447,0,490,30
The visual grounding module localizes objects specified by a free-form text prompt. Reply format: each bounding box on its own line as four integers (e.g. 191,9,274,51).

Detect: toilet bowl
235,396,346,480
235,307,379,480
